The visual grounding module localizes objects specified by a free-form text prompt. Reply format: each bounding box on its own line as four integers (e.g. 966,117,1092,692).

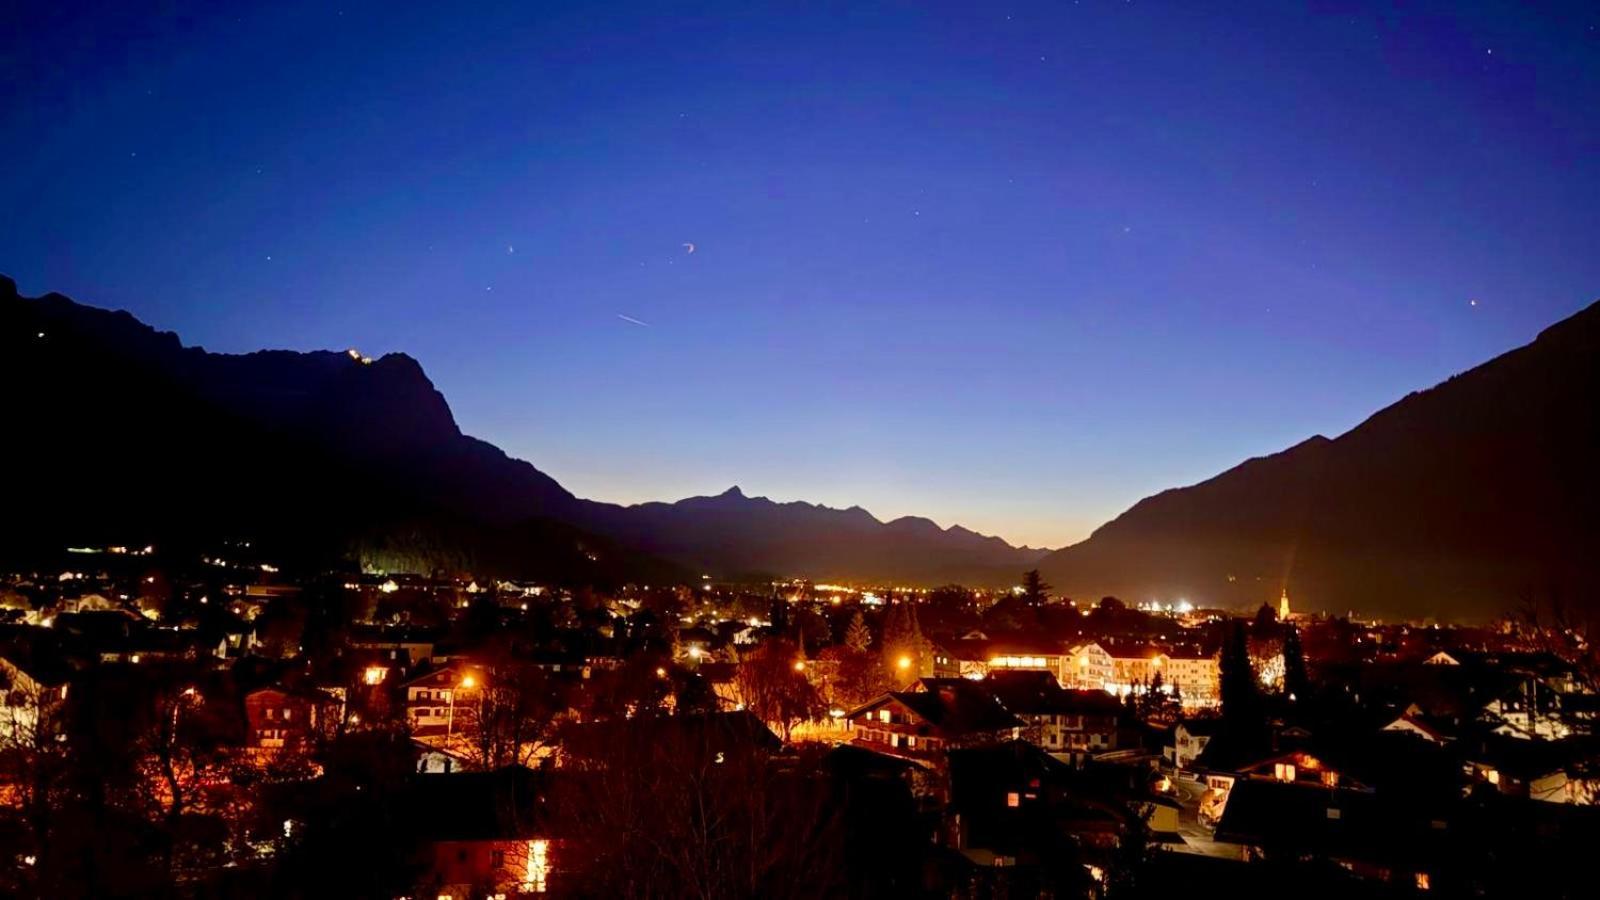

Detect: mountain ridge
1040,297,1600,621
1,275,1046,585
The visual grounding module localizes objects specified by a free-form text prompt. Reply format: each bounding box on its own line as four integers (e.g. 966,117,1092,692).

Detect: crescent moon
683,242,696,254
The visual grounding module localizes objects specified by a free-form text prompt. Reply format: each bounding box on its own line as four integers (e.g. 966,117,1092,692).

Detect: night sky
4,1,1598,548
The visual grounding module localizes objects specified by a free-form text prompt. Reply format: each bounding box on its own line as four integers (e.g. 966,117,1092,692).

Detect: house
1466,735,1600,804
1214,779,1445,888
1381,710,1451,744
1167,718,1221,771
243,685,341,750
348,624,440,668
979,670,1124,758
1481,677,1572,740
0,647,73,744
946,739,1080,858
414,737,475,774
405,766,557,897
403,664,483,736
846,679,1022,763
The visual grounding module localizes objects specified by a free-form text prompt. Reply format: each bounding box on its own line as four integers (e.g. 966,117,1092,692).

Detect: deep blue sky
4,1,1598,548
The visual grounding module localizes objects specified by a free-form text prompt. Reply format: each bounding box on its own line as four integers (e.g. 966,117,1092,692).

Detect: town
3,547,1596,898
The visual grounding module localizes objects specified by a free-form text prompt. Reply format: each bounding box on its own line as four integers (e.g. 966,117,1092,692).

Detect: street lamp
446,672,480,746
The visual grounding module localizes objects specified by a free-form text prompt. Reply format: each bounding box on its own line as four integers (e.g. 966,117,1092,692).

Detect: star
507,245,515,254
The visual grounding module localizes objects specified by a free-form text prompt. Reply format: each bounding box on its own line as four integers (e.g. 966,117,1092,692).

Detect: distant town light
897,655,912,671
364,665,387,685
793,660,806,672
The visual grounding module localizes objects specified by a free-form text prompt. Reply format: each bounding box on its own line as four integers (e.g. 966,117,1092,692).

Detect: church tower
1279,587,1291,621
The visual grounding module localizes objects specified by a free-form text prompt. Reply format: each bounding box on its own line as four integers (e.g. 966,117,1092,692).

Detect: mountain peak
718,485,745,499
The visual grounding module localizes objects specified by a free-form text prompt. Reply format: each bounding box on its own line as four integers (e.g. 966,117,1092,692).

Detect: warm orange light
460,674,478,689
363,665,387,686
793,660,806,672
655,666,668,679
897,655,912,671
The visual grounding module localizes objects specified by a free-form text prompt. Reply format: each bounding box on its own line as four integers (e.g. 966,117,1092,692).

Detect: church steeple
1279,587,1291,621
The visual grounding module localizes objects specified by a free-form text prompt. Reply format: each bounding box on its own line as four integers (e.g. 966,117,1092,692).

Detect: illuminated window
1485,769,1500,785
878,709,891,724
1274,763,1296,782
524,838,549,893
1006,792,1020,808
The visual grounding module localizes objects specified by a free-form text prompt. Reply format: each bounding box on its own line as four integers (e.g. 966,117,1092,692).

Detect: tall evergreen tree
881,601,928,679
844,610,873,654
1282,625,1310,702
768,590,789,635
1220,619,1260,728
1020,569,1051,607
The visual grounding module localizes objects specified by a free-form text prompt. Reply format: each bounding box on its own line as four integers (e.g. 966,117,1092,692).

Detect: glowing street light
446,672,481,745
793,660,806,673
897,655,912,671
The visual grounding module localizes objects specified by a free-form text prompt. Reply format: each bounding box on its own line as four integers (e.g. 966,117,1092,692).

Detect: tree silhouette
1283,625,1310,702
1220,619,1261,730
1020,569,1051,607
736,639,824,741
843,610,873,654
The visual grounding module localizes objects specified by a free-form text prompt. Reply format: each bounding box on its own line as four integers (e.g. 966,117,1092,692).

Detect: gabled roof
1214,779,1444,867
878,683,1022,735
406,765,547,842
245,683,342,705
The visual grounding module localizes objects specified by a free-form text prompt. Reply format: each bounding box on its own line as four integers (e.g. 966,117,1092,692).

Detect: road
1166,774,1242,860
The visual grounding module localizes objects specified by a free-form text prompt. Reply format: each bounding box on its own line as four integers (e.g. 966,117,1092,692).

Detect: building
405,766,557,897
403,664,483,736
0,649,72,744
243,685,341,750
1105,645,1167,695
1162,647,1221,707
1167,718,1220,771
846,679,1022,763
1063,642,1114,692
979,670,1124,758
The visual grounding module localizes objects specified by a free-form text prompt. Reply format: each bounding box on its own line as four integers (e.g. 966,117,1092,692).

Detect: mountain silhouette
1037,298,1600,621
1,276,1045,584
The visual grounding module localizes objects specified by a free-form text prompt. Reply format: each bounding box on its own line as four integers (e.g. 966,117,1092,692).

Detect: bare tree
735,639,824,742
554,719,844,899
